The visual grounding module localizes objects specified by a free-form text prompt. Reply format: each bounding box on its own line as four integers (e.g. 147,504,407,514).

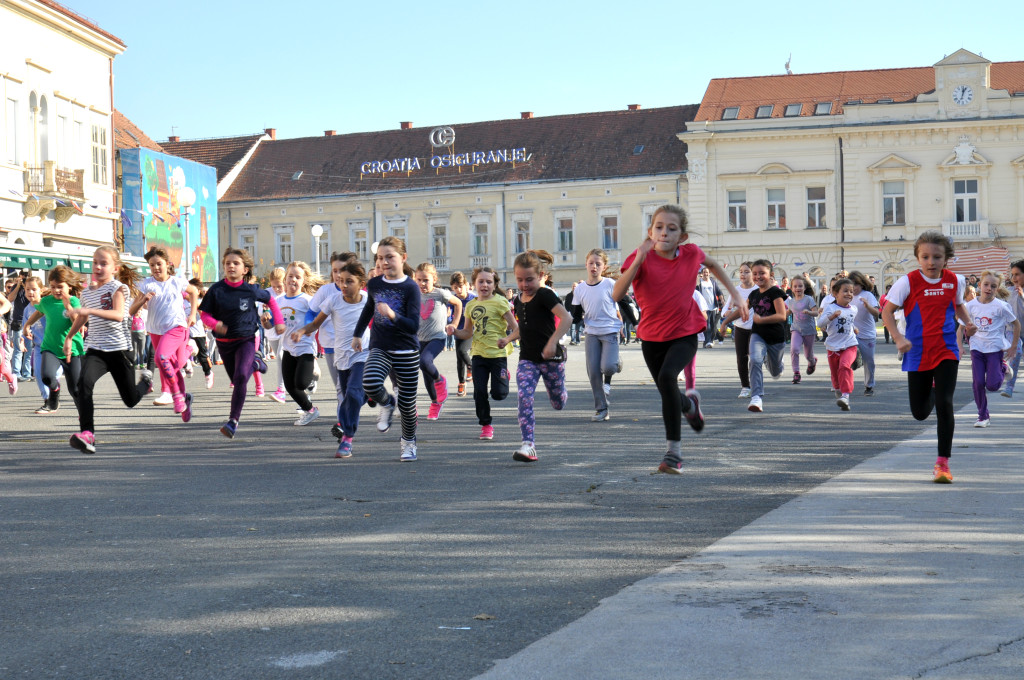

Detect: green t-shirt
36,295,84,357
466,296,514,359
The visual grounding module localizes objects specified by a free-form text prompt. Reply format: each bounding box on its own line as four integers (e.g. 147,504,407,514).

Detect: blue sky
70,0,1023,142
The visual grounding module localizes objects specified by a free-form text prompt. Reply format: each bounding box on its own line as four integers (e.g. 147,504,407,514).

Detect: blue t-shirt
354,275,421,352
199,280,272,339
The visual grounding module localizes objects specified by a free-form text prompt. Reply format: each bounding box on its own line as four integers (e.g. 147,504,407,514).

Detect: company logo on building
359,127,530,175
429,126,456,148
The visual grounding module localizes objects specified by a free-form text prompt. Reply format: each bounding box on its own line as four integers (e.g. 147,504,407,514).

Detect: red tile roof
161,134,267,182
112,110,164,152
695,62,1024,122
221,105,698,202
35,0,125,47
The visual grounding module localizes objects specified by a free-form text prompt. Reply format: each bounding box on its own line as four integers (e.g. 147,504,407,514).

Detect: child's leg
683,357,696,391
908,361,958,458
765,342,785,378
219,339,254,422
790,330,802,373
282,351,315,411
153,328,188,397
33,348,49,400
75,352,108,433
391,350,420,441
418,338,445,401
63,354,83,400
471,356,492,425
194,336,212,376
455,338,472,385
802,333,816,362
983,351,1003,392
489,357,509,402
516,360,541,444
640,336,698,443
109,349,148,408
1006,340,1023,394
41,350,63,395
272,337,285,392
971,350,989,419
858,336,876,389
599,333,621,378
747,334,767,397
837,346,857,395
733,327,751,388
362,348,394,404
338,362,366,436
584,333,606,411
538,361,568,412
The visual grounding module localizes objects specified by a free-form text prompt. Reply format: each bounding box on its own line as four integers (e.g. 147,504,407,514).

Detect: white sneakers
377,394,396,433
400,439,417,461
294,406,320,426
747,395,763,412
974,418,990,428
738,387,751,398
153,391,172,406
837,395,851,411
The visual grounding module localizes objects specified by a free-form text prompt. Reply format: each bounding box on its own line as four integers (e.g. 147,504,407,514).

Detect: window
472,221,489,256
431,222,447,258
91,124,107,184
74,120,83,169
727,191,747,230
601,214,619,250
784,103,802,116
755,105,774,118
349,220,369,261
766,189,786,229
557,217,574,252
954,179,978,222
882,181,905,225
237,228,258,262
57,115,67,166
722,107,739,120
386,216,407,240
814,102,832,115
274,226,293,265
806,187,826,228
4,98,16,164
514,218,531,253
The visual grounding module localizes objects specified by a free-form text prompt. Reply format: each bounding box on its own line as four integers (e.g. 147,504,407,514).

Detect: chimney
400,121,413,130
521,111,534,119
627,104,641,111
324,130,336,136
168,135,180,142
264,127,277,139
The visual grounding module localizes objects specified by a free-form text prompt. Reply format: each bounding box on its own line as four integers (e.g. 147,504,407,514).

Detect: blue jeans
11,332,32,379
748,333,785,398
1005,338,1022,395
336,360,366,437
857,336,876,388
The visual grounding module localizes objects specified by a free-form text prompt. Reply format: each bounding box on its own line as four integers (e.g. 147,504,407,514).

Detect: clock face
952,84,974,106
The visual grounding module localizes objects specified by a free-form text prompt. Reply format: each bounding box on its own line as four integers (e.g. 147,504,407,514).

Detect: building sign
360,127,530,175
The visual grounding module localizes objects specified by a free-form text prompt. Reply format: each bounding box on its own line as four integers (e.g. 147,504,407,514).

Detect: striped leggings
363,348,420,442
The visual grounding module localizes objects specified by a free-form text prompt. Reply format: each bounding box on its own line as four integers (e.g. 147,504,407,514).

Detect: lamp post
178,186,196,278
311,223,324,275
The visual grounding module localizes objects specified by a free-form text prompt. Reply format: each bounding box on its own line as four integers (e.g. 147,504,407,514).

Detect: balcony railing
470,255,491,268
23,161,86,200
430,256,450,271
941,219,990,239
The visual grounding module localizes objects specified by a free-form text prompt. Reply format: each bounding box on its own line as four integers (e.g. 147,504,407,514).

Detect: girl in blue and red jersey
882,231,977,484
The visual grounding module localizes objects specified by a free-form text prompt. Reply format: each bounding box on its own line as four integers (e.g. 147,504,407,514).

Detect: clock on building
952,84,974,106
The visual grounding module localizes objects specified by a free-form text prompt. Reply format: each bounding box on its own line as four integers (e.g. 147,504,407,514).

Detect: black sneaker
331,423,344,440
48,390,60,412
35,402,52,414
683,389,704,433
253,352,268,374
864,386,874,396
657,457,683,474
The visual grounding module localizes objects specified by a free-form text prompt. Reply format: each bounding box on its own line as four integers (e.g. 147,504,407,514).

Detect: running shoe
864,386,874,396
376,394,396,433
307,380,318,394
427,402,443,420
400,439,418,462
837,395,851,411
140,370,154,394
792,373,801,384
806,357,817,375
184,363,194,378
173,393,186,414
69,430,96,454
1002,360,1014,381
336,436,353,458
457,382,466,397
513,442,538,462
294,406,321,426
1000,387,1013,398
331,423,344,439
480,424,494,440
434,376,448,403
747,395,763,412
974,418,990,428
933,458,953,484
8,376,17,395
684,389,704,432
657,457,683,474
268,389,287,403
738,387,750,399
205,373,214,389
592,409,610,422
181,393,193,423
220,419,238,439
254,353,269,374
48,390,61,412
153,391,172,406
35,402,52,414
255,387,265,398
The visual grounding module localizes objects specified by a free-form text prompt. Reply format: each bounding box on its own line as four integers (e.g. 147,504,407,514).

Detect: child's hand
829,311,840,321
214,321,227,336
351,337,363,352
376,302,395,320
963,322,978,337
187,313,197,329
541,342,557,360
22,327,32,341
273,323,286,335
66,307,85,320
1006,347,1018,361
637,238,655,258
444,324,456,336
289,329,306,344
496,337,509,349
895,337,912,353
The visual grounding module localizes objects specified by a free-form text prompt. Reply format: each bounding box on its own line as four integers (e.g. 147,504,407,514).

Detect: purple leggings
971,349,1004,420
791,331,816,372
516,359,567,444
216,337,257,422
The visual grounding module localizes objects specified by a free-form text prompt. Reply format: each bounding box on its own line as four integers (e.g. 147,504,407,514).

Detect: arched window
38,95,49,161
882,262,906,289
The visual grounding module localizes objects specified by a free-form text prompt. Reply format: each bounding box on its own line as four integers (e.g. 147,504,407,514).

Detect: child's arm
1007,318,1021,359
954,303,977,337
292,311,329,344
185,284,200,328
21,310,42,340
540,302,572,359
754,296,788,325
73,287,128,323
0,294,10,316
496,310,519,348
612,239,654,302
128,291,154,317
705,256,749,322
860,293,880,319
454,314,474,341
445,296,463,335
881,301,910,353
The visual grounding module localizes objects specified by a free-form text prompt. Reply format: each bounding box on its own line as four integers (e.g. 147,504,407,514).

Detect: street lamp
178,186,196,278
311,223,324,275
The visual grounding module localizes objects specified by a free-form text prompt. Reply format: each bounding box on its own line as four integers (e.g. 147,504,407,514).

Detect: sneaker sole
400,455,417,462
837,399,851,411
69,435,95,454
657,462,683,474
219,425,235,439
335,450,353,459
933,474,953,484
512,452,538,462
747,405,762,412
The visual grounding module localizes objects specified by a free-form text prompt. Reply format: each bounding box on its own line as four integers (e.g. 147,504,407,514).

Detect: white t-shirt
724,284,758,330
817,302,859,352
309,283,340,352
965,298,1015,353
277,292,316,356
139,275,189,335
316,289,370,371
851,290,879,340
886,272,966,308
572,278,620,336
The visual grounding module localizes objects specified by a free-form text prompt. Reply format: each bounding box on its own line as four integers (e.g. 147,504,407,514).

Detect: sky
68,0,1024,143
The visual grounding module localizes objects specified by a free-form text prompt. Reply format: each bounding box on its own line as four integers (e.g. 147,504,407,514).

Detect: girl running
414,262,462,420
276,261,323,426
307,251,357,438
504,250,571,462
964,271,1020,427
188,278,214,389
786,275,818,383
64,246,158,453
849,271,880,396
0,294,13,394
881,231,977,484
353,236,422,462
571,249,623,422
129,247,199,419
264,267,287,402
199,248,285,438
22,265,85,412
816,278,859,410
21,276,58,411
1003,260,1024,398
719,261,758,398
295,258,370,458
455,267,517,442
616,205,747,474
450,271,476,397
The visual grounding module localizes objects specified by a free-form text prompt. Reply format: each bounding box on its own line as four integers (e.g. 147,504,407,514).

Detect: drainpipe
838,136,845,270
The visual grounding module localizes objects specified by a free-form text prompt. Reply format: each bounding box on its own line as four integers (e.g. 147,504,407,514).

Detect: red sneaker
933,458,953,484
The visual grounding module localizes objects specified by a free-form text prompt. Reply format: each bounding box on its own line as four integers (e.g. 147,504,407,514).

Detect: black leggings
41,350,82,400
732,327,751,388
907,359,959,458
282,351,315,411
471,355,509,426
455,337,472,383
193,336,212,376
77,349,147,433
641,334,698,442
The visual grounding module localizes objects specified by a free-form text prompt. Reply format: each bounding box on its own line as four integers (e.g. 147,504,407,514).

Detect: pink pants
791,331,816,373
827,346,857,395
151,326,189,397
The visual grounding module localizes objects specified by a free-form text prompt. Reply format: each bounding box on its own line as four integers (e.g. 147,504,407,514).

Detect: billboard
121,148,219,282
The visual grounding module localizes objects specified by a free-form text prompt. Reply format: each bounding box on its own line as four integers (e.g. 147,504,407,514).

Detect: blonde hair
415,262,438,282
650,204,688,234
285,261,324,294
268,267,286,283
95,245,141,298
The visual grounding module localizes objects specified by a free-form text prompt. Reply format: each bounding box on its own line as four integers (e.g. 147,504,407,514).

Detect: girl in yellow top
455,266,518,441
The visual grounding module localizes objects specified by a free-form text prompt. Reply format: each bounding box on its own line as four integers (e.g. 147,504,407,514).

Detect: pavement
475,390,1024,679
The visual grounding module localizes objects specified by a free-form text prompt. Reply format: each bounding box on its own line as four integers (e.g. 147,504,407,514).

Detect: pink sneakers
480,425,494,440
268,388,287,403
434,376,448,403
69,431,96,454
427,402,443,420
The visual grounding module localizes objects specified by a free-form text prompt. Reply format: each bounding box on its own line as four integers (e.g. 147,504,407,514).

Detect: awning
0,246,149,276
947,247,1013,276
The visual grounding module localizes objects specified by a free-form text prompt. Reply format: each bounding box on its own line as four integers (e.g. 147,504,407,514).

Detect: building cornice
5,0,126,56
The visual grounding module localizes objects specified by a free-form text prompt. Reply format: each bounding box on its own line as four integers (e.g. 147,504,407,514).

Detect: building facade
0,0,126,274
681,49,1024,290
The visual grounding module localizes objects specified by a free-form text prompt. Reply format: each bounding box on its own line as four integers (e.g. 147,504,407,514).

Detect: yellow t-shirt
466,296,514,358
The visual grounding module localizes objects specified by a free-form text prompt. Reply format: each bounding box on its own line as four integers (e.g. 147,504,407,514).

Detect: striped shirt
81,280,130,352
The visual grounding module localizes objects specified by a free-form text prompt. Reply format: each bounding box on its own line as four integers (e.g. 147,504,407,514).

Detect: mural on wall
121,149,219,282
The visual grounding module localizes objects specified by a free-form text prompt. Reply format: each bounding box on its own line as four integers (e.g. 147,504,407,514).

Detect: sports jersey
889,269,963,371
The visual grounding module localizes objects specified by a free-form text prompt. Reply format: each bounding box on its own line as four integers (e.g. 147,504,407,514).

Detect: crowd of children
2,208,1020,484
